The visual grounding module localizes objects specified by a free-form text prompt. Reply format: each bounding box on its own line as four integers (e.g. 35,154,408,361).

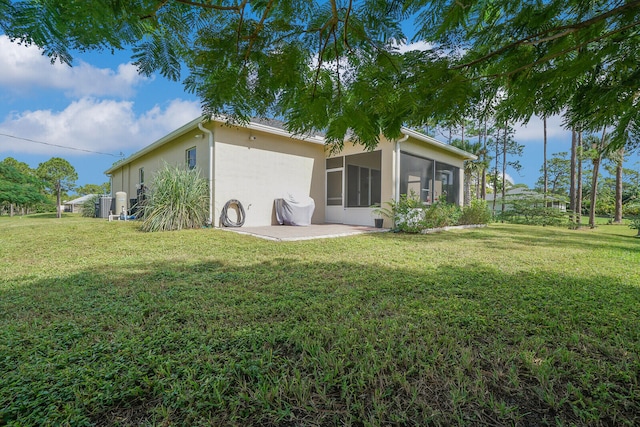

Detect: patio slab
220,223,388,241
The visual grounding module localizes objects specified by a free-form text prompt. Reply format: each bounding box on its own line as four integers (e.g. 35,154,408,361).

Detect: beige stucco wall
109,121,326,226
213,124,326,227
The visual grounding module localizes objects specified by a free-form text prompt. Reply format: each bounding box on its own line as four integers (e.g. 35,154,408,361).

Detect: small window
326,157,343,169
186,147,196,170
139,167,144,184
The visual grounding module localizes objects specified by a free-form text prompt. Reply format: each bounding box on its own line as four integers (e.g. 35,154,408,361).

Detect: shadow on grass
1,258,639,426
370,223,640,254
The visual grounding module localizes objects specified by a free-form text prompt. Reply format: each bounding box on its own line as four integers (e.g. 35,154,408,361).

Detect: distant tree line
433,113,637,228
0,157,109,218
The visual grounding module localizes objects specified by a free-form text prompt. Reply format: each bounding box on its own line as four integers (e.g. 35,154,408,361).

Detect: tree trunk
576,131,583,225
492,127,499,214
481,118,487,200
543,116,548,201
501,123,507,215
476,116,482,199
569,129,577,222
464,171,471,206
588,129,607,228
613,148,624,224
461,120,470,206
589,156,601,228
10,203,14,217
56,180,62,219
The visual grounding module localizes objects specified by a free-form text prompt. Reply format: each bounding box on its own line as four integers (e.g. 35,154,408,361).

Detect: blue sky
0,34,637,193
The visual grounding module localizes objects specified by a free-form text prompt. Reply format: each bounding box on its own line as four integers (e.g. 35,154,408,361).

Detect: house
486,187,568,213
105,117,476,228
63,194,98,213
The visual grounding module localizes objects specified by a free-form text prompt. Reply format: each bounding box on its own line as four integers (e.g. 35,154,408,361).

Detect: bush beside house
376,195,491,233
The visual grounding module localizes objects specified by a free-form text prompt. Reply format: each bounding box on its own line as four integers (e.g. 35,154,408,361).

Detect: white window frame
186,147,197,170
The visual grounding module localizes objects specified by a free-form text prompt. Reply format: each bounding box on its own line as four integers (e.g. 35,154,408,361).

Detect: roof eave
245,121,325,145
104,116,326,175
400,127,478,160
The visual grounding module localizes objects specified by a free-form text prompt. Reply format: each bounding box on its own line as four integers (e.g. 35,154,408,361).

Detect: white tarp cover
275,194,315,226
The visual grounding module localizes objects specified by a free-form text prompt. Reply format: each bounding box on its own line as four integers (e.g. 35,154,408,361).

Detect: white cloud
512,114,572,144
0,98,201,157
138,99,204,133
0,35,148,98
394,41,433,53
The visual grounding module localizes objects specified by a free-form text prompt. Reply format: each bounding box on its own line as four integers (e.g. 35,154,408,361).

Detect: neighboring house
63,194,98,213
105,117,475,228
486,187,568,213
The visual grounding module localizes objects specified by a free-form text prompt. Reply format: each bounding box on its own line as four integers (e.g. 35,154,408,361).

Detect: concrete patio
220,223,389,241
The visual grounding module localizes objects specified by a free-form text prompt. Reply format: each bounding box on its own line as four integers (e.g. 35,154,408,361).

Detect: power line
0,132,124,157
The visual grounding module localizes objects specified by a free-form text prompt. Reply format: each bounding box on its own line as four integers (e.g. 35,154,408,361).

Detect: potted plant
371,202,393,228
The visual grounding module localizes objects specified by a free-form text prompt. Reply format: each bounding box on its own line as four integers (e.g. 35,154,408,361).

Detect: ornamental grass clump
141,163,209,232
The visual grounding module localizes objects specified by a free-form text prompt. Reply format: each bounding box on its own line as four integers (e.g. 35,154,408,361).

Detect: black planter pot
374,218,384,228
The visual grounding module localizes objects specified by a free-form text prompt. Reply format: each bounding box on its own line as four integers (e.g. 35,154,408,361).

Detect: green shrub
374,193,424,233
141,163,209,232
80,195,99,218
422,201,461,229
393,198,425,233
458,199,492,225
625,200,640,217
500,198,568,226
375,193,467,233
629,217,640,236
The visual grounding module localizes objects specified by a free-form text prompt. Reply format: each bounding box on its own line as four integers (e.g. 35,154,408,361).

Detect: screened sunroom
324,129,473,228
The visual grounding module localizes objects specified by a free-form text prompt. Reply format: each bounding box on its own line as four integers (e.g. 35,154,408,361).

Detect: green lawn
1,216,639,426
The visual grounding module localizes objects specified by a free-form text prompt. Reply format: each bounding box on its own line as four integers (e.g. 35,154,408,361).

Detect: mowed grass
1,215,639,426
